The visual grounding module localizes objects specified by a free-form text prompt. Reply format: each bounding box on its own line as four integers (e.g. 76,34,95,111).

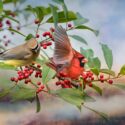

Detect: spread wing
53,26,74,65
0,45,32,60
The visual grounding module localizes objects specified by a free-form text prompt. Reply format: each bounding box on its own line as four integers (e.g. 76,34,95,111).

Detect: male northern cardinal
48,26,87,79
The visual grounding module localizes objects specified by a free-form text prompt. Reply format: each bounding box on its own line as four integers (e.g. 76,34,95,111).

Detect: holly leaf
100,43,113,70
10,87,36,102
42,65,56,84
47,11,77,23
75,25,99,36
91,68,99,75
84,105,109,121
49,4,58,27
0,1,3,13
36,94,41,112
25,34,34,40
119,65,125,75
52,0,68,20
113,84,125,90
8,28,26,37
3,15,19,23
51,88,85,107
80,47,94,58
70,35,88,45
100,69,115,76
73,12,89,26
92,84,102,95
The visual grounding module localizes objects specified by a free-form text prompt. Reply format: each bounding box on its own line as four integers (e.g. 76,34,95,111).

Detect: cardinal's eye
78,57,85,67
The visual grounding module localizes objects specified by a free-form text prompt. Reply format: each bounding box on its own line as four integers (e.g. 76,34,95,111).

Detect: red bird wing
53,26,74,65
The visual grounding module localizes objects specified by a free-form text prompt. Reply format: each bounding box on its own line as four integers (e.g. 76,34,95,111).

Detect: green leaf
25,34,34,40
100,69,115,76
49,4,58,27
0,62,16,70
52,0,64,4
51,88,84,107
8,28,26,37
92,57,101,69
119,65,125,75
42,65,56,84
91,68,99,75
52,0,68,20
33,6,44,21
92,84,102,95
83,92,96,102
80,47,94,58
113,84,125,90
0,1,3,13
73,12,89,26
47,11,77,23
36,94,41,112
4,15,19,23
0,88,11,99
10,87,36,102
70,35,88,45
62,2,68,20
75,25,99,36
100,43,113,69
84,105,109,121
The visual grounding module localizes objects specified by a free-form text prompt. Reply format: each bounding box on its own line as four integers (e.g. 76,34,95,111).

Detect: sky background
0,0,125,125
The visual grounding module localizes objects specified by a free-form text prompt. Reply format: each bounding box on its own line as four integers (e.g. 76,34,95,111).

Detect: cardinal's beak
82,58,88,63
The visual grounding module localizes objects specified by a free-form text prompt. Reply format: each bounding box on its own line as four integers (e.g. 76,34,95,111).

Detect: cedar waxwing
47,26,88,79
0,38,40,67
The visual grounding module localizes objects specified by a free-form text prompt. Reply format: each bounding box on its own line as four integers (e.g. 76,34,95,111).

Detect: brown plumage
0,38,40,66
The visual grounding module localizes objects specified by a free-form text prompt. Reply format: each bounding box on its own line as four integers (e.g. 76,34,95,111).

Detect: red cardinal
48,26,87,79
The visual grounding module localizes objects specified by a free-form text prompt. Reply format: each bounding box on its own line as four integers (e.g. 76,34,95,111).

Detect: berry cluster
81,71,113,88
56,79,72,88
10,64,45,93
82,71,94,87
40,41,52,49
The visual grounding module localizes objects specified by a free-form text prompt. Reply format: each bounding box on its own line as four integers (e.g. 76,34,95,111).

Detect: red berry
46,31,50,36
34,19,40,24
40,85,44,89
100,74,104,79
24,79,29,84
50,27,55,32
59,72,67,77
43,45,47,49
108,79,113,84
56,81,61,86
37,64,41,68
42,32,47,37
36,34,39,38
14,78,18,83
46,42,52,46
0,22,3,28
37,82,41,86
11,77,15,81
68,23,72,27
6,20,11,25
89,83,93,87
